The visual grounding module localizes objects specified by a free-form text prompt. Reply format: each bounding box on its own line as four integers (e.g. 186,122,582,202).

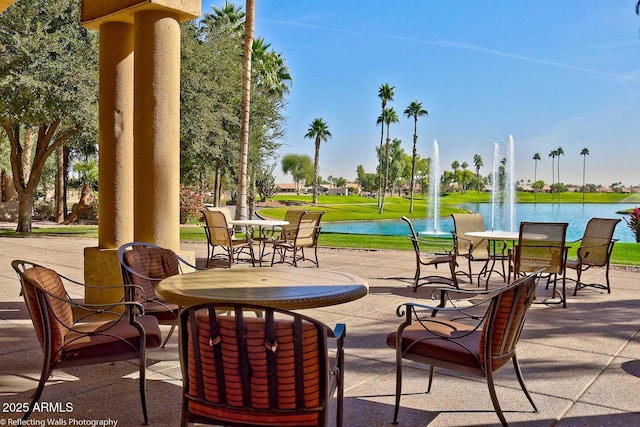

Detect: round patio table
156,267,368,310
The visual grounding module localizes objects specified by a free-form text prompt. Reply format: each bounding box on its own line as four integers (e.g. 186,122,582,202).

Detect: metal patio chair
387,270,542,427
566,217,621,295
12,260,161,423
509,221,569,307
118,242,199,347
179,303,345,426
451,213,491,285
401,216,458,290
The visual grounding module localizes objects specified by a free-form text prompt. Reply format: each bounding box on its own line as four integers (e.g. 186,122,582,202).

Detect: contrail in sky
259,19,639,82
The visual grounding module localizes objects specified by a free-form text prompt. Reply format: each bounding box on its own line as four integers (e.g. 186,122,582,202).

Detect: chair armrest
452,233,477,253
396,294,493,318
333,323,346,341
576,241,614,258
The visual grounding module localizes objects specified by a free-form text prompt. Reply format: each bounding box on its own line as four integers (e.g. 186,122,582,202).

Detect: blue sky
202,1,640,187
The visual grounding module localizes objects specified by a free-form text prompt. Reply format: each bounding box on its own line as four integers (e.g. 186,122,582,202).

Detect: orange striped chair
387,270,542,426
119,242,199,347
12,260,161,423
179,303,345,427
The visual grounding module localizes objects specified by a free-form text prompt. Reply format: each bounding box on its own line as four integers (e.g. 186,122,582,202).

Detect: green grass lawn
1,190,638,265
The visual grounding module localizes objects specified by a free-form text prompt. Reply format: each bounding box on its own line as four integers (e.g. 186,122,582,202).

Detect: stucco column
133,10,180,251
98,22,134,249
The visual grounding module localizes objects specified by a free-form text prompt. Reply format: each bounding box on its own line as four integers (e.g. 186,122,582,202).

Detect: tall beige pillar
133,10,181,251
98,22,134,249
0,0,15,14
80,0,200,303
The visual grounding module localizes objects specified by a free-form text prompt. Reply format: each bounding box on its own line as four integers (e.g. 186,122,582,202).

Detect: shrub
180,184,205,223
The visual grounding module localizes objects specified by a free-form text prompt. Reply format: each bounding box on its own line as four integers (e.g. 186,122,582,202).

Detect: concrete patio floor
1,236,639,426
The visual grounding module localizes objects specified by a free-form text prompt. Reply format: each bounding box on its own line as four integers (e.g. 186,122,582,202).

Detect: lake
320,203,638,243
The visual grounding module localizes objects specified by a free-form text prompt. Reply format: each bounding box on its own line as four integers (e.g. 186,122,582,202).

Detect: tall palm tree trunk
313,139,320,204
409,121,417,213
236,0,254,220
379,127,390,214
377,124,384,209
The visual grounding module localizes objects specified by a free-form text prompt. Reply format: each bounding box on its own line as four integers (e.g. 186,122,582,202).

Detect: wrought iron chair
451,213,491,286
179,303,345,427
387,270,542,427
12,260,162,423
271,210,325,267
202,209,255,268
565,217,621,295
118,242,199,347
509,221,569,307
401,216,458,290
258,209,307,260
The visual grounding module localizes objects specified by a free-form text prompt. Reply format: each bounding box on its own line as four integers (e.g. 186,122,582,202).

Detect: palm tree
580,147,590,201
235,0,254,220
379,107,399,214
403,100,428,213
532,152,541,199
252,38,292,97
473,154,483,193
548,150,556,198
204,1,245,32
305,118,332,205
377,83,395,209
556,146,564,184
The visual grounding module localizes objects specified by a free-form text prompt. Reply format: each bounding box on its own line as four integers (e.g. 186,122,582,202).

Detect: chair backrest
479,271,539,371
451,213,487,256
516,222,568,274
282,209,307,239
204,206,233,223
12,261,73,363
180,303,333,426
118,242,181,301
295,211,324,247
401,216,421,254
579,218,621,267
202,209,233,247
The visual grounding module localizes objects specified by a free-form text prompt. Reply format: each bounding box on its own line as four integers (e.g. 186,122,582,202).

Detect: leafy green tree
376,83,394,208
304,118,332,204
335,177,348,188
255,162,277,202
403,100,428,212
181,2,288,211
281,153,313,194
63,160,98,224
580,147,590,201
473,154,483,193
356,164,377,194
0,0,98,232
378,107,399,213
387,139,406,196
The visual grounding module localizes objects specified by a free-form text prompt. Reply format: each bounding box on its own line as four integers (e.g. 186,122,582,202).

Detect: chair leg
449,259,459,289
512,354,538,413
486,369,509,427
392,351,403,424
427,365,435,393
573,266,583,296
161,324,176,348
23,361,51,420
139,344,149,425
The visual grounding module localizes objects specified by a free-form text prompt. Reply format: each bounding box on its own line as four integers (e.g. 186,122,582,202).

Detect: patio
1,236,639,426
